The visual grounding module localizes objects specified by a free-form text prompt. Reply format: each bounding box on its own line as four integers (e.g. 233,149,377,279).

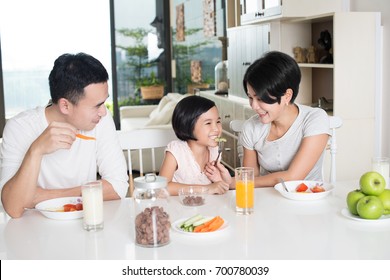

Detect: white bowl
35,197,83,220
274,180,333,201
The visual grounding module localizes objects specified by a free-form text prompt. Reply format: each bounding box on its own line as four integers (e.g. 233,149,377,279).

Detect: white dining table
0,180,390,260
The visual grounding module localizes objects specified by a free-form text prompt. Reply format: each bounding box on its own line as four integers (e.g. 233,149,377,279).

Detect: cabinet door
333,12,381,180
228,24,270,99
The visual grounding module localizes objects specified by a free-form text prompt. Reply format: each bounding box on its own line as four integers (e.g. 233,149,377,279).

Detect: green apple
356,196,384,219
346,189,366,215
378,189,390,215
359,171,386,196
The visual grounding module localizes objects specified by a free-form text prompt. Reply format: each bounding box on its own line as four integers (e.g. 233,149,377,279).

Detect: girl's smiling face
192,106,222,147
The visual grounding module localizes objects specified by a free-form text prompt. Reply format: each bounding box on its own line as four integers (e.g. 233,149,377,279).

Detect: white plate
341,208,390,223
274,180,333,201
35,197,83,220
172,217,229,236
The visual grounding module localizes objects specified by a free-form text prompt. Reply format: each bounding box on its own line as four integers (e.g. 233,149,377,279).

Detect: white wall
350,0,390,158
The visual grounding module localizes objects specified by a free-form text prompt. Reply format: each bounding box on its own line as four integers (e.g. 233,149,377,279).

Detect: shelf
298,63,334,68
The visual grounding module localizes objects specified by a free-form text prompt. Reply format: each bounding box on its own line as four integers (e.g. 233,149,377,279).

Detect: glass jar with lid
214,60,229,95
133,173,171,247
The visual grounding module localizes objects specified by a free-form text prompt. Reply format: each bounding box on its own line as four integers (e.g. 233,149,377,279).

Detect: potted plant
136,71,165,100
116,28,165,101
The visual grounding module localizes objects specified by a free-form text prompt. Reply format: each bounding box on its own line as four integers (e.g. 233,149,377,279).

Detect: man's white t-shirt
0,106,128,198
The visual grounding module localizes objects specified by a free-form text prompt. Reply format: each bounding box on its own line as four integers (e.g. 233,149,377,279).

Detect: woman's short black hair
243,51,301,104
172,95,216,141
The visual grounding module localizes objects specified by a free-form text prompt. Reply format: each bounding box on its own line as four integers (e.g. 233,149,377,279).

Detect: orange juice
236,180,254,208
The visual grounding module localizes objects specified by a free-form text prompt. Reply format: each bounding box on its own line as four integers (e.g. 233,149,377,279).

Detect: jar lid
134,173,167,190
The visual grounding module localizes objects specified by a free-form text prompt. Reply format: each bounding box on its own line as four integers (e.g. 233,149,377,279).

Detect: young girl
159,95,232,195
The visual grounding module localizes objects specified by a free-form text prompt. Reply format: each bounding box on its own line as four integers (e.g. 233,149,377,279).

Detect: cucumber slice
193,216,214,226
182,214,203,227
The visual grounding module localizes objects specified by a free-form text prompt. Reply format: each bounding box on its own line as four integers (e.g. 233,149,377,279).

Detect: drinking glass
81,181,104,231
372,157,390,188
235,167,255,214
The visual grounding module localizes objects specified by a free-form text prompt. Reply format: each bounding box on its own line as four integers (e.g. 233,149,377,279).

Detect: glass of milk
372,157,390,188
81,181,104,231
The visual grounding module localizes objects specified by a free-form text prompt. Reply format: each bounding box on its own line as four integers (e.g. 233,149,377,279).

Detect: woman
241,51,330,188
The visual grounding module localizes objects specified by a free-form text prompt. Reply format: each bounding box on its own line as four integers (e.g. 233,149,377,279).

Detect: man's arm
1,122,77,218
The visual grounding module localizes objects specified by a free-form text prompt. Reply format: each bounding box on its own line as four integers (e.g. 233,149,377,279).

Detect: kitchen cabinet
272,12,382,180
227,23,270,99
239,0,347,25
225,10,382,181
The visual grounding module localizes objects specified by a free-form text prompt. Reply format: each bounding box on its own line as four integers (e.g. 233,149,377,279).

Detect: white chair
229,120,245,167
327,116,343,183
117,128,177,196
229,116,343,184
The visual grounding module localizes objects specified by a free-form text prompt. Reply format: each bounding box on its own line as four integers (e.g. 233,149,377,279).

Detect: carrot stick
199,216,224,232
76,134,96,140
194,216,218,233
193,224,207,232
207,217,224,232
202,216,218,227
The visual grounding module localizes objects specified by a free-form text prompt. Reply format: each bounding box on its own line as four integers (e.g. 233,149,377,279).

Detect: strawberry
296,183,308,192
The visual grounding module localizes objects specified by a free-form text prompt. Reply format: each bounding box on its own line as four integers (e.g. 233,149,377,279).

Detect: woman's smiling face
246,84,286,124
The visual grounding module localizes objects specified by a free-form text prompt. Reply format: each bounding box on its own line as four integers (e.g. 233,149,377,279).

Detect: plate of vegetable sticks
172,214,229,236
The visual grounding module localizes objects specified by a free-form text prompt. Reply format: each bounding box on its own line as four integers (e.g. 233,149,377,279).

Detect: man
0,53,128,218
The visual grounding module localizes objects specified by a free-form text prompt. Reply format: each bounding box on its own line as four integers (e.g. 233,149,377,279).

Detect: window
0,0,111,120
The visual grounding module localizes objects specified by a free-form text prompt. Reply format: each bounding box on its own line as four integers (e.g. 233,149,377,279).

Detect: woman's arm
244,134,329,188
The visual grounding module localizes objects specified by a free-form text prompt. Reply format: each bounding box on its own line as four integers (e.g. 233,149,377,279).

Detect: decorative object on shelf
306,46,317,63
203,0,216,37
317,30,333,64
187,83,210,95
176,4,185,42
214,60,229,95
293,47,307,63
187,60,211,94
311,97,333,112
191,60,202,83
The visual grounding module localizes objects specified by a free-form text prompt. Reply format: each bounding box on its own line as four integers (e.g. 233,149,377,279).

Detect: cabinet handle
242,62,251,66
224,114,231,119
255,12,265,17
224,148,231,152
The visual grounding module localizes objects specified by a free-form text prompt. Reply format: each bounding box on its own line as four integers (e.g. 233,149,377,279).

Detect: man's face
67,82,108,131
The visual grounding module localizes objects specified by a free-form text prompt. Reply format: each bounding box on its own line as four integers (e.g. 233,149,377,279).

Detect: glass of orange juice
235,167,254,214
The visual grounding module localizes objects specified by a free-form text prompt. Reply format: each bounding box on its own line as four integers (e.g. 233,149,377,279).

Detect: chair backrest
230,116,343,184
327,116,343,184
117,128,177,196
229,120,245,166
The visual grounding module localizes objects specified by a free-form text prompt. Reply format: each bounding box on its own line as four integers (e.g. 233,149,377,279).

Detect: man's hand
31,121,77,155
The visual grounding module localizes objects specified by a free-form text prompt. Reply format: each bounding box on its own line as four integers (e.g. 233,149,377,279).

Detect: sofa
120,93,190,131
119,93,189,173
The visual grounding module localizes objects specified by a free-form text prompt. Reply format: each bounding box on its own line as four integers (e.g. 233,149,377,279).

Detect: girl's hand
215,161,233,184
204,162,223,182
208,181,229,195
205,162,232,184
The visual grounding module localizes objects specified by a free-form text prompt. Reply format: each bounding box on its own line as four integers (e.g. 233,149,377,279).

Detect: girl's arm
159,152,229,195
244,134,329,188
